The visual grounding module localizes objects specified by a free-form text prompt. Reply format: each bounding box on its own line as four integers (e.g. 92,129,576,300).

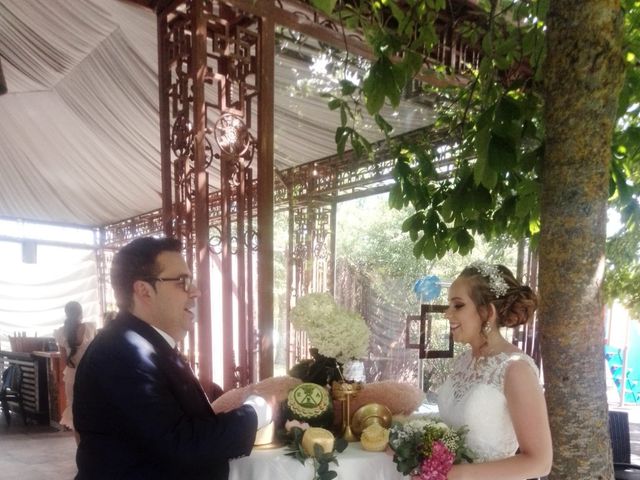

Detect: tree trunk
540,1,624,479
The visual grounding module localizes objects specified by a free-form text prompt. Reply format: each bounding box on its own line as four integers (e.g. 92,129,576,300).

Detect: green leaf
515,195,533,219
335,126,350,145
423,237,437,260
388,184,404,210
418,153,436,178
482,168,498,189
521,145,542,171
454,228,474,255
474,125,495,188
363,58,399,114
350,131,371,159
522,119,538,140
393,159,412,180
310,0,337,15
413,234,427,258
477,105,496,130
481,31,493,55
403,50,424,78
334,438,348,453
488,134,517,170
362,64,387,115
611,158,632,202
336,127,350,157
352,134,365,158
441,196,455,222
402,214,416,232
374,113,393,135
470,185,493,213
388,0,405,23
340,105,347,127
328,98,342,111
494,96,521,126
522,28,538,56
339,80,357,96
425,210,440,232
478,56,492,80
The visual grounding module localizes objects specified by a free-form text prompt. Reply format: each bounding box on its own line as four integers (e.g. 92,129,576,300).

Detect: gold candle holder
331,381,363,442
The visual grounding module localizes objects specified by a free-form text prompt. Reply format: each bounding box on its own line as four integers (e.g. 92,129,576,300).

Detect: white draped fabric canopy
0,0,434,342
0,0,434,228
0,239,100,345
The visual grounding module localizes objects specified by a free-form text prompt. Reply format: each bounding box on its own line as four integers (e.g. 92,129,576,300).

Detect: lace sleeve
500,353,540,389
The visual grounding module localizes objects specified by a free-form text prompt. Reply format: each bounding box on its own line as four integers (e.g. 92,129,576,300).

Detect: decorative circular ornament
170,115,194,157
213,113,251,156
286,382,331,422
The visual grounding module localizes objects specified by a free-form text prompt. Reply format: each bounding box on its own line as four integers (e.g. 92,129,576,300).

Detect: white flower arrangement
291,293,370,364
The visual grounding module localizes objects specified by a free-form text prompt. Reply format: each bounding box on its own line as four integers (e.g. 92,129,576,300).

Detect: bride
437,262,552,480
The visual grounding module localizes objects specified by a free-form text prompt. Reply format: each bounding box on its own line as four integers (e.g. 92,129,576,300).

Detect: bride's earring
483,323,492,335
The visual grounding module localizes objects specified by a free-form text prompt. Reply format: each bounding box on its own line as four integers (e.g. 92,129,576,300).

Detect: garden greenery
309,0,640,316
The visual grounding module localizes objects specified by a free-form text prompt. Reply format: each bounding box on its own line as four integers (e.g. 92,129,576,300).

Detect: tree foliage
311,0,640,314
336,195,516,310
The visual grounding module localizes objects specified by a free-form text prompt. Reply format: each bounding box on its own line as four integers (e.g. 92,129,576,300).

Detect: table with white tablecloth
229,442,406,480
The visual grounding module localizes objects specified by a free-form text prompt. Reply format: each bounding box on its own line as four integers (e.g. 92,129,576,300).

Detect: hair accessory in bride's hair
469,261,509,297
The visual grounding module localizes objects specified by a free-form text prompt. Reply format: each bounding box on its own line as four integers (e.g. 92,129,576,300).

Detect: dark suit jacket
73,312,257,480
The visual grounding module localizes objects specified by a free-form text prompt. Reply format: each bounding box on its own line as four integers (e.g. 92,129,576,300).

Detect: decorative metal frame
102,127,458,372
406,304,454,359
155,0,272,392
102,0,488,387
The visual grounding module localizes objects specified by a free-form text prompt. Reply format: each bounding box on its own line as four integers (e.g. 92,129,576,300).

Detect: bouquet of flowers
289,293,370,385
388,417,474,480
290,293,370,364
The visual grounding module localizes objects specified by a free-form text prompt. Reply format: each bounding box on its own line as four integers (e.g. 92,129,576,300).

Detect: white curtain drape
0,240,100,349
0,0,433,227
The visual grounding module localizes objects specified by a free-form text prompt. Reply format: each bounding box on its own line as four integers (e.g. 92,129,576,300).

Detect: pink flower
417,441,455,480
285,419,310,432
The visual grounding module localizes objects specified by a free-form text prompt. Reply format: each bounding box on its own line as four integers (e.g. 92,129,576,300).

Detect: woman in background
54,301,96,442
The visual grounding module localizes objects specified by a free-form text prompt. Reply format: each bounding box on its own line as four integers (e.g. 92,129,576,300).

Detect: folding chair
0,364,27,427
609,410,640,480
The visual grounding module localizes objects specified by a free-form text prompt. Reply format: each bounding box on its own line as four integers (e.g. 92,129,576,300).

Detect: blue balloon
413,275,441,302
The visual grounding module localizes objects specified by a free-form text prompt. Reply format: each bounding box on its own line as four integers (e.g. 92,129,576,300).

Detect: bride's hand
446,465,465,480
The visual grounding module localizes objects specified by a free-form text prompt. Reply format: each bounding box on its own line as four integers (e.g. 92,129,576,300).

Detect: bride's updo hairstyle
458,262,538,329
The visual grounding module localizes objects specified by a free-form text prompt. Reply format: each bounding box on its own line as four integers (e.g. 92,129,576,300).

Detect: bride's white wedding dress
437,349,539,463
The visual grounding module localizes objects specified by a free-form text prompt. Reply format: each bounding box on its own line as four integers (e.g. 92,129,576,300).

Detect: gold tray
350,403,392,438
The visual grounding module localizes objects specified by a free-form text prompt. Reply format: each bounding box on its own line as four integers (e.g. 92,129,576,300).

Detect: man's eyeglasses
145,275,194,292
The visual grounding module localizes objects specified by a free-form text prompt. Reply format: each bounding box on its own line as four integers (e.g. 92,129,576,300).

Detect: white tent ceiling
0,0,434,228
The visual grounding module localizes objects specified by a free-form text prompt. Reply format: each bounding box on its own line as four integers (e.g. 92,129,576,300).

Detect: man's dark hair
110,236,182,310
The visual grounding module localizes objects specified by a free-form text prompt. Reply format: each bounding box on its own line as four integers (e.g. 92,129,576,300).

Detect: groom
73,236,270,480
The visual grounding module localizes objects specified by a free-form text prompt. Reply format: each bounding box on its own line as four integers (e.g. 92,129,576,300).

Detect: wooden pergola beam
129,0,479,87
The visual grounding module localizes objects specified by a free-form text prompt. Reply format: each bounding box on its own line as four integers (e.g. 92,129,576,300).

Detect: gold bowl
350,403,392,438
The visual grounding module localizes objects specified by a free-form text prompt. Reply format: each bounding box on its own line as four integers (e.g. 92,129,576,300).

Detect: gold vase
331,381,363,442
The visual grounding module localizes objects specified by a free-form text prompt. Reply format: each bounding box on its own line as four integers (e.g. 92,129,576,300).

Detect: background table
229,442,406,480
